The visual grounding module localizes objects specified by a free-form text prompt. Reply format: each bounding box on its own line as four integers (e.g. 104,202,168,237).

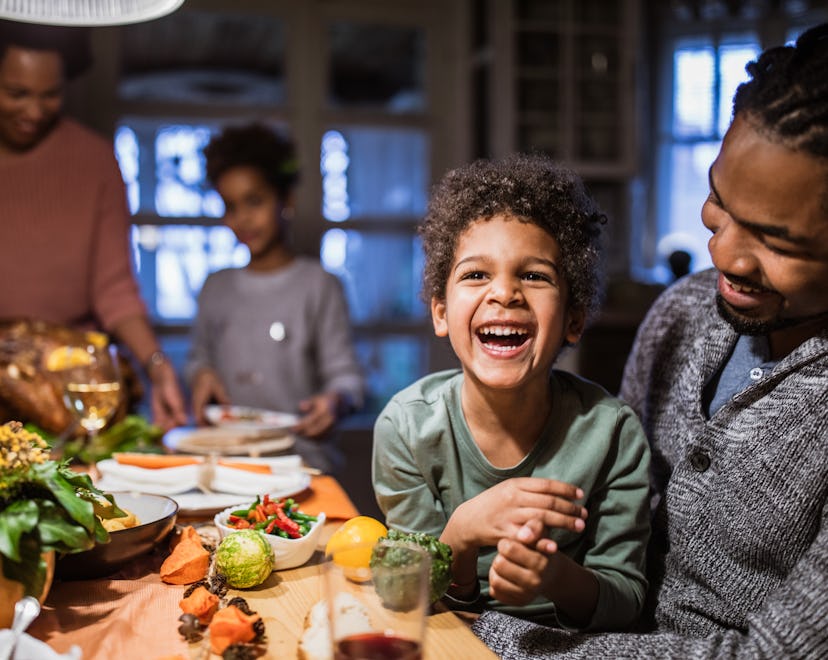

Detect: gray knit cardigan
472,269,828,658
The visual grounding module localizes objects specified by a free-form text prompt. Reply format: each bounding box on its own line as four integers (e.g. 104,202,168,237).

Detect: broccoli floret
370,529,453,607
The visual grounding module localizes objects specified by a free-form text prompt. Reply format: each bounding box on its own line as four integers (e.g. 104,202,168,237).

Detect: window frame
645,11,828,284
95,0,470,416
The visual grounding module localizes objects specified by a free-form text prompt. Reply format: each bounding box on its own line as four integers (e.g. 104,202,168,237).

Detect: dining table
27,473,498,660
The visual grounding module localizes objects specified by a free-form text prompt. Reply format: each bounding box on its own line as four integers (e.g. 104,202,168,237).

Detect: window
110,1,460,416
649,14,824,284
651,33,760,283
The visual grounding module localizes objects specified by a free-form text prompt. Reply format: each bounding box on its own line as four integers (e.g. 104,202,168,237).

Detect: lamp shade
0,0,185,26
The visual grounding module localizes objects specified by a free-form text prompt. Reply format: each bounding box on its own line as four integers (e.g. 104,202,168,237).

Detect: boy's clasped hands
443,477,589,608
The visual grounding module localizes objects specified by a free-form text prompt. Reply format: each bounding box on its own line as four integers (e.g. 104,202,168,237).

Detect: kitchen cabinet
488,0,640,178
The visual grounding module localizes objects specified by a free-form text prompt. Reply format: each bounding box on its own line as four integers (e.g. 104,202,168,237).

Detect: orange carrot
217,459,272,474
114,453,201,469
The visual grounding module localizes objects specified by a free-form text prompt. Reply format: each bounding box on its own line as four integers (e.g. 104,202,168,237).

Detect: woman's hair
0,20,92,80
204,123,299,198
733,22,828,159
419,152,606,317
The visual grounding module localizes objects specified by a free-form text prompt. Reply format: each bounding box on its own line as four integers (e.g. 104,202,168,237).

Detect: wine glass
58,342,122,457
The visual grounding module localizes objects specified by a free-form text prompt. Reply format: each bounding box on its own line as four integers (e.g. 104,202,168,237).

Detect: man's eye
765,242,799,257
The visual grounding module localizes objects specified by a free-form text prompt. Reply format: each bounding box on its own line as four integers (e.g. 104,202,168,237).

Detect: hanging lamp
0,0,185,26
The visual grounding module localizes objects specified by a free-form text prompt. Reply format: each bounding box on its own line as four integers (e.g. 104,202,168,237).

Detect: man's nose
709,217,759,276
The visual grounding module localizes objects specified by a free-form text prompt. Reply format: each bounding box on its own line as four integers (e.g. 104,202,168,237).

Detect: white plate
96,456,311,515
172,473,311,515
163,426,295,456
205,404,299,432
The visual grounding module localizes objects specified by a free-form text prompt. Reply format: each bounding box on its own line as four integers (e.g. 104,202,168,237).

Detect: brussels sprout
370,529,453,607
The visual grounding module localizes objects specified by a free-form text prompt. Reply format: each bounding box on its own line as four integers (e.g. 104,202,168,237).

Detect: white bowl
214,504,326,570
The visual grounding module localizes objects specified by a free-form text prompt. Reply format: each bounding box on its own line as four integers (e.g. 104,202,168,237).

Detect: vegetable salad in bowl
214,494,325,570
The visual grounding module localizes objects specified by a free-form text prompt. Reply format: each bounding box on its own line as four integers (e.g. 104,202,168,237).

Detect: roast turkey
0,319,142,435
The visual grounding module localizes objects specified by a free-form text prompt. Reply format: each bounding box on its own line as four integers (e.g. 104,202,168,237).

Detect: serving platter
204,404,299,432
162,426,295,456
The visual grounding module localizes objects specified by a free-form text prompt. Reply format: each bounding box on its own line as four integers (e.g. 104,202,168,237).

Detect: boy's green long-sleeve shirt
372,368,651,630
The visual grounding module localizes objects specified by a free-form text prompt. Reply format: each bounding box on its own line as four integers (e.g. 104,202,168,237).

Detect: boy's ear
431,297,449,337
565,307,586,346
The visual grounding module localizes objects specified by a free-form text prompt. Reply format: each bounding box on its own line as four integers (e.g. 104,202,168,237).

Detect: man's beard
715,294,828,335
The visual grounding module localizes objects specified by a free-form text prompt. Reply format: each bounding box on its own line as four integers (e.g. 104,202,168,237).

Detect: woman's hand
293,391,341,438
190,367,230,425
148,360,188,430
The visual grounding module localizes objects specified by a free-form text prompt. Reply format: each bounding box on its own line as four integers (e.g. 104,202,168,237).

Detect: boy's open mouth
476,325,531,349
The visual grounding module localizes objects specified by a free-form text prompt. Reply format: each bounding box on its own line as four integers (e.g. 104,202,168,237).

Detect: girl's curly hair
419,153,606,318
204,123,299,198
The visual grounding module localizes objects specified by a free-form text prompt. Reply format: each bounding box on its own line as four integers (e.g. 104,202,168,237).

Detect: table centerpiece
0,420,124,626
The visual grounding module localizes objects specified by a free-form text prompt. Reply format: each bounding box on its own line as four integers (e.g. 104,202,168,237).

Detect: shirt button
688,450,711,472
749,367,763,381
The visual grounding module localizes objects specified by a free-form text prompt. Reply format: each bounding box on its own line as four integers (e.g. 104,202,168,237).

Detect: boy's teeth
481,326,526,336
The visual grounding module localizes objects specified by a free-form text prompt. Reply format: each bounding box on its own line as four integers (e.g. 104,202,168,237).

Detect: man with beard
0,20,187,430
471,22,827,658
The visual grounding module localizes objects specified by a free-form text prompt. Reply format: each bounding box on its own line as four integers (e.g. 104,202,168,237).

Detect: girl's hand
191,368,230,425
444,477,587,553
293,392,340,438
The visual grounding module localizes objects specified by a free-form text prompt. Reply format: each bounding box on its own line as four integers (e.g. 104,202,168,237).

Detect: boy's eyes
523,271,553,283
457,269,554,283
459,270,486,281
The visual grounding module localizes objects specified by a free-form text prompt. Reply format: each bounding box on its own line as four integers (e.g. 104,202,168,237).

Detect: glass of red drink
324,539,431,660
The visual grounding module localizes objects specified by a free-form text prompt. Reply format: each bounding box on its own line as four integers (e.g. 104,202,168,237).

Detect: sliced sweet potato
179,585,220,624
160,526,210,585
208,605,260,655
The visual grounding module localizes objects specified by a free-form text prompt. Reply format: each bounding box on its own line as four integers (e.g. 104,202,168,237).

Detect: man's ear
565,307,586,346
431,297,448,337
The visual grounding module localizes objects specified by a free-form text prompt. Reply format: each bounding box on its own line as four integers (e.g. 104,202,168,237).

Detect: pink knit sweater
0,118,146,332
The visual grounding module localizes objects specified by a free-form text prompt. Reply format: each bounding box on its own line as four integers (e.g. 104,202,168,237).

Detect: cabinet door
496,0,638,177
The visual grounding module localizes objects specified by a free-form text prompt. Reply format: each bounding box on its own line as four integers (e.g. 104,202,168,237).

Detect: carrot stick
113,453,202,469
216,459,272,474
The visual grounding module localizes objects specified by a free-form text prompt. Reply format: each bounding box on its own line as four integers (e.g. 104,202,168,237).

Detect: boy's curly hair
419,153,606,317
204,123,299,198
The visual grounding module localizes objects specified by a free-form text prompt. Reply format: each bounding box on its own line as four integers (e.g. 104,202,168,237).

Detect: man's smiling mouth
723,275,767,294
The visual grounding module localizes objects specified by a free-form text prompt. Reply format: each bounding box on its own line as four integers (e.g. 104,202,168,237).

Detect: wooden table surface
29,480,497,660
249,524,497,659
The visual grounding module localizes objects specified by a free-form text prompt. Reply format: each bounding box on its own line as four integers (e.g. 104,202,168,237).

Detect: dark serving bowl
56,492,178,580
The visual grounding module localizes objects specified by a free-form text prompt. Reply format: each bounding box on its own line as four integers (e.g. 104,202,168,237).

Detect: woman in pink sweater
0,20,187,430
